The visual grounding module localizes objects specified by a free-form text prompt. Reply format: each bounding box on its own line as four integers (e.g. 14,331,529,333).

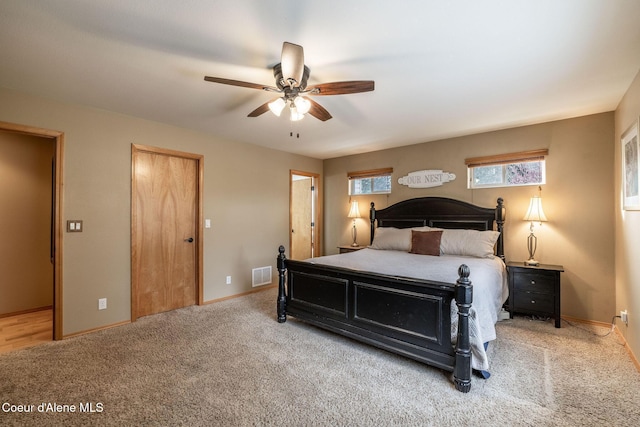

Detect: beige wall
615,69,640,362
324,113,615,323
0,87,322,336
0,131,55,314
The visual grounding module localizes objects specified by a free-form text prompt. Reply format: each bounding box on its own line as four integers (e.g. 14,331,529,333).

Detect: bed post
495,197,505,261
370,202,376,245
454,264,472,393
277,245,287,323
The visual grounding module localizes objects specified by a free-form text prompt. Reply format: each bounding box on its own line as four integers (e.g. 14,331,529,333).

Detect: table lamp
348,201,361,247
523,189,547,266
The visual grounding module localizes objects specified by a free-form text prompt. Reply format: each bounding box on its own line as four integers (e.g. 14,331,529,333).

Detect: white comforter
304,248,508,370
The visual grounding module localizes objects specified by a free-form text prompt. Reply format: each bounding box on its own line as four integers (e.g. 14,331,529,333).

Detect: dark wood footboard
277,245,473,392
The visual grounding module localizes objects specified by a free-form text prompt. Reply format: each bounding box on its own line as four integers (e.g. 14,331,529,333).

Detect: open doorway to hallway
290,170,321,260
0,121,64,349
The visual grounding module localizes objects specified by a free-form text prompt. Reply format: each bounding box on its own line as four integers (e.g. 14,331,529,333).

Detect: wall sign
398,170,456,188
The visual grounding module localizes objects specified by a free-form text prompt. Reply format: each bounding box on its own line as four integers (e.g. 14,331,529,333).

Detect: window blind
465,149,548,167
347,167,393,179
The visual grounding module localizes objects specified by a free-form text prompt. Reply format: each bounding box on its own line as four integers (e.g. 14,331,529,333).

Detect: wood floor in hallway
0,308,52,354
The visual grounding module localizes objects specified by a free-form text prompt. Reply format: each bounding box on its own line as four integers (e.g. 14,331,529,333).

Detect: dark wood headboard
369,197,505,260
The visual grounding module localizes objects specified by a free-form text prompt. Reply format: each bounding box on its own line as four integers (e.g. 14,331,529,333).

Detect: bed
276,197,506,392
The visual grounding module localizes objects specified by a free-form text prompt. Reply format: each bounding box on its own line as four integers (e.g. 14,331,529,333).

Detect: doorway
131,144,203,320
290,170,321,260
0,121,64,342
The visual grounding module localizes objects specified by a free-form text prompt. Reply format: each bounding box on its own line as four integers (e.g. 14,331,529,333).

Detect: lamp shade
289,105,304,121
347,201,361,218
268,98,286,116
523,196,548,222
293,96,311,114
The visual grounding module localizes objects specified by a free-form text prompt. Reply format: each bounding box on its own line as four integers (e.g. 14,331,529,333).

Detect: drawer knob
531,300,536,304
530,280,536,285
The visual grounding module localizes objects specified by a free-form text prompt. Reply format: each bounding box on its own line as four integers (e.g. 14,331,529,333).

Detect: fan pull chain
289,121,300,138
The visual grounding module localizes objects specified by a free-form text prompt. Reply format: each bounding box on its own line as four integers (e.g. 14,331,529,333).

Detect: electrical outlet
226,276,232,285
620,310,628,325
98,298,107,310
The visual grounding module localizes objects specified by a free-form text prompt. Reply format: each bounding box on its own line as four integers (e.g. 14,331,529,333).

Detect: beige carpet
1,287,639,426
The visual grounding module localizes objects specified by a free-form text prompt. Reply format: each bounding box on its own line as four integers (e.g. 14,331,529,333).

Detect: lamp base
351,220,358,247
526,231,539,266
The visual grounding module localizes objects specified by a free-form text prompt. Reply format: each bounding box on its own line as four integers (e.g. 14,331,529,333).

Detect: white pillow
440,229,500,259
370,227,411,251
412,226,441,232
370,226,441,251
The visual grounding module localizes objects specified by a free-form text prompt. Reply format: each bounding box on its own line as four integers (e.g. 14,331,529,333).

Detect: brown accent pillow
410,230,443,256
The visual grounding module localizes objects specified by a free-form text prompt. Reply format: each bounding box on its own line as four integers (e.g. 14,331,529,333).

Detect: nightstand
507,262,564,328
338,245,366,254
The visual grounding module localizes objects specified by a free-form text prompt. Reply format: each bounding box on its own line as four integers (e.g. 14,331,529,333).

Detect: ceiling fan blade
308,80,375,96
307,98,332,121
280,42,305,87
204,76,276,91
247,101,272,117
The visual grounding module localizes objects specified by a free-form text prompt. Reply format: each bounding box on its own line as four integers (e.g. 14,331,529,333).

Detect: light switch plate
67,220,83,232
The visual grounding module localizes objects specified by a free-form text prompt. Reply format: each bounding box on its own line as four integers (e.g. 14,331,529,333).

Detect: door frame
0,120,64,340
131,144,204,321
289,170,321,258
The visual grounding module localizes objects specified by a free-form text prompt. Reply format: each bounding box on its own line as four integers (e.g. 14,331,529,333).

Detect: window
348,168,393,195
466,150,547,189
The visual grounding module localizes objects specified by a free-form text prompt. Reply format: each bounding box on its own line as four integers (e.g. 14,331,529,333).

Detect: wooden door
131,145,203,320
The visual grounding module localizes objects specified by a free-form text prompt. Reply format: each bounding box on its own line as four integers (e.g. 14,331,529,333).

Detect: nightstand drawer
513,291,555,314
512,272,555,294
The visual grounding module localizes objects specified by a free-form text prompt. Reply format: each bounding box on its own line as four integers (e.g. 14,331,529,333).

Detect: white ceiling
1,1,639,159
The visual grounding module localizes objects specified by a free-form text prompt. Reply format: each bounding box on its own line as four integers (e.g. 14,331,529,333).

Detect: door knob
184,237,194,243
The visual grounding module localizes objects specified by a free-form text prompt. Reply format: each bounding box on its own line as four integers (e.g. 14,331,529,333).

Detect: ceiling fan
204,42,374,122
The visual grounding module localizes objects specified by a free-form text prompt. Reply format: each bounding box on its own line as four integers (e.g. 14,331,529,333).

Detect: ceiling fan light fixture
293,96,311,115
203,42,375,123
268,97,286,116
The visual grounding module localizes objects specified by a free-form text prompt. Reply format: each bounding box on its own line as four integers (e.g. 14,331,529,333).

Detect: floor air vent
252,266,272,287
